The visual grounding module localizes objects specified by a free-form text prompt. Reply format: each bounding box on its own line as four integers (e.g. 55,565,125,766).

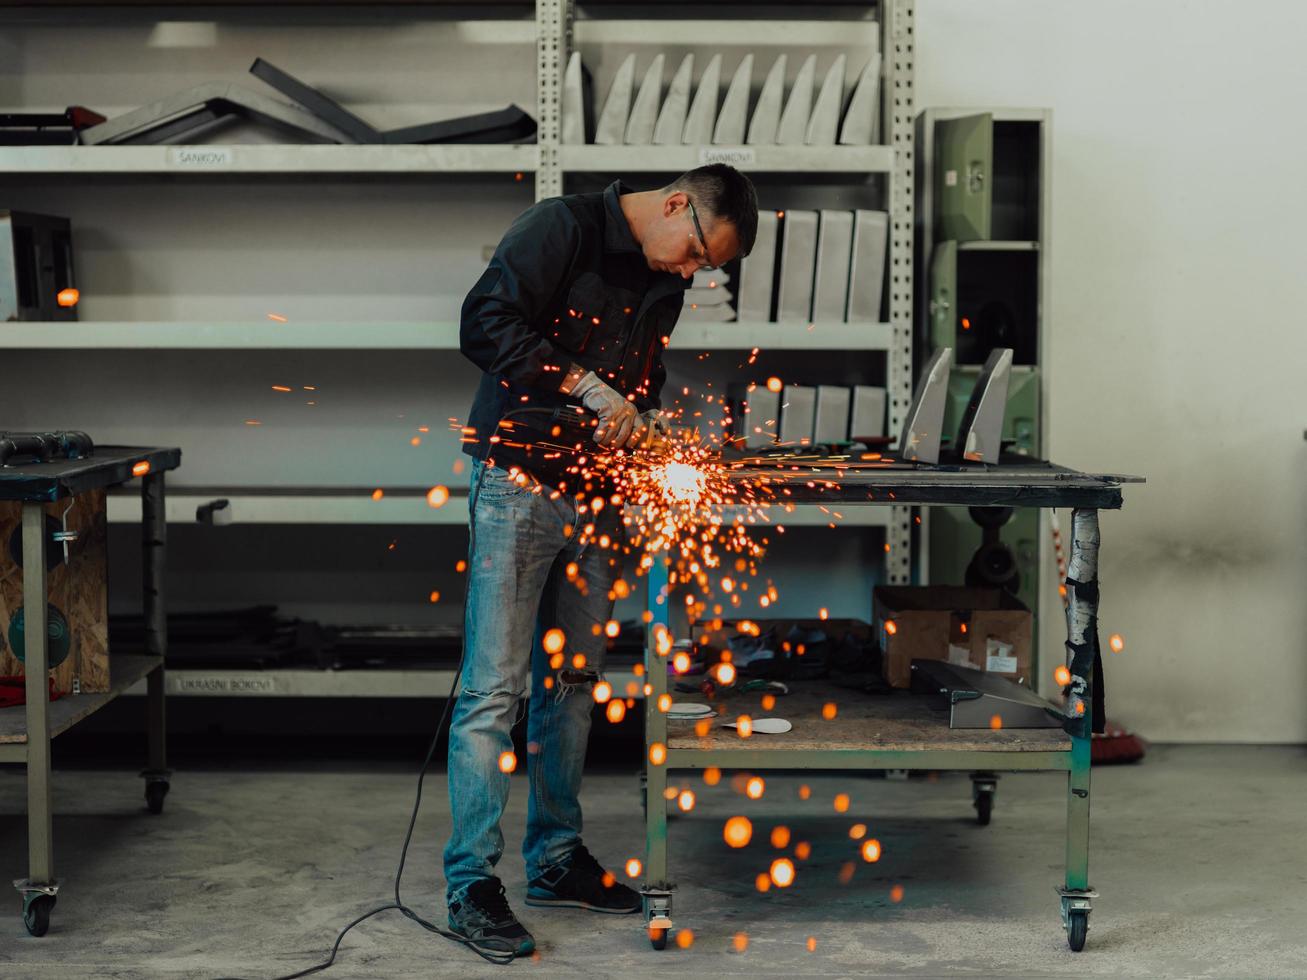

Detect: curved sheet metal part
654,54,694,144
682,53,721,145
838,53,882,145
625,54,665,145
747,54,786,145
898,346,953,464
713,54,752,145
777,54,816,146
957,347,1014,463
595,53,636,145
806,54,846,145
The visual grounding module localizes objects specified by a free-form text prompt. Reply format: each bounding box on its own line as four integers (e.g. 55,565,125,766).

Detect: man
446,164,758,958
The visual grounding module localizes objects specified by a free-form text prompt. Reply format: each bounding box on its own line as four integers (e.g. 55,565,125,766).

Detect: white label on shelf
699,147,756,167
167,147,234,170
985,638,1017,674
947,644,971,667
173,675,277,695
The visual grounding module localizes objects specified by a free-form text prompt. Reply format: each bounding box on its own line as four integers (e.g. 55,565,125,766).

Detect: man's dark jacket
459,180,688,492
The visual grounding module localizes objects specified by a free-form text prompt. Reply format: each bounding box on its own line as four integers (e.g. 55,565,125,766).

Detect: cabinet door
935,113,992,242
929,240,957,351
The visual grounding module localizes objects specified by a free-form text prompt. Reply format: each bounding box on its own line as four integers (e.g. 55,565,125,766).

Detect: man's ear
662,191,689,218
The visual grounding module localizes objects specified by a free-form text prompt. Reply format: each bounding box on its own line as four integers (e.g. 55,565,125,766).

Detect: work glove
630,409,672,453
569,371,639,448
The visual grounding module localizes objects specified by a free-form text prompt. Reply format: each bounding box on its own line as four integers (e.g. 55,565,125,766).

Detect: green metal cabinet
929,240,957,352
934,112,992,242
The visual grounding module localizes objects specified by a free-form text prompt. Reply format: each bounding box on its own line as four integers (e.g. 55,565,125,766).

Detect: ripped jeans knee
555,668,601,702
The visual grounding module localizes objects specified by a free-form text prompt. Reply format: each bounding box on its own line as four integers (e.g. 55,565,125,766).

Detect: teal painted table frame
638,465,1130,953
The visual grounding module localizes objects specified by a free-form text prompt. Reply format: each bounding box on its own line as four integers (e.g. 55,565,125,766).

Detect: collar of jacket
602,179,643,254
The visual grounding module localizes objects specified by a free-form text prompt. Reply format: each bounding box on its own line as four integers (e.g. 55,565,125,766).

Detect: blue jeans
443,459,624,904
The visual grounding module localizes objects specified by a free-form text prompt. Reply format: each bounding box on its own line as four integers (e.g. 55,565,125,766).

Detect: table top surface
0,446,181,501
723,452,1142,509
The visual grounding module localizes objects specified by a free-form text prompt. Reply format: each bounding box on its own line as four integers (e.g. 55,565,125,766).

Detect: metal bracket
14,878,59,900
140,768,173,785
1055,886,1097,928
640,885,674,929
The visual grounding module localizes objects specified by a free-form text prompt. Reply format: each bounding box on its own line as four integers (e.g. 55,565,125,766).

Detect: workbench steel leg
1059,508,1100,949
21,502,55,888
141,473,171,814
641,556,673,944
143,473,167,769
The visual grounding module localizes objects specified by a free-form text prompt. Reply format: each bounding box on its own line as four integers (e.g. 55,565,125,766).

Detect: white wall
918,0,1307,742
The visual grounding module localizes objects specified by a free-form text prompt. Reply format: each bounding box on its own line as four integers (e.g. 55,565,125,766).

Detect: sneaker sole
447,926,536,957
524,895,640,914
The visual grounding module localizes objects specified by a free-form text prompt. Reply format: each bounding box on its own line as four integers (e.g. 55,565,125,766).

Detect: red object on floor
0,676,65,710
1092,718,1146,765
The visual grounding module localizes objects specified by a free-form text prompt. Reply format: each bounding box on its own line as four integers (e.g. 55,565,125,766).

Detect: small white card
985,638,1017,673
167,146,233,169
699,147,756,166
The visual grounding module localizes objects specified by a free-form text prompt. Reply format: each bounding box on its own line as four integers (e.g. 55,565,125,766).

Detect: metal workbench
0,445,180,937
639,456,1139,953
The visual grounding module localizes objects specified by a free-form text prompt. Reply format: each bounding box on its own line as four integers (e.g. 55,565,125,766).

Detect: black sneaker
525,844,641,913
448,877,536,958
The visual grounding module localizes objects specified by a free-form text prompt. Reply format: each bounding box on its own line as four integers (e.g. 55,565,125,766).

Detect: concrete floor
2,744,1306,979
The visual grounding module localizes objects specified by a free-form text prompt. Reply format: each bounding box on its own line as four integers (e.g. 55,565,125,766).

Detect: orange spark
724,816,753,848
769,858,795,888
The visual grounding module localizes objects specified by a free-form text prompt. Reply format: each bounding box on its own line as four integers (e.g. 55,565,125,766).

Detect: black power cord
218,472,521,979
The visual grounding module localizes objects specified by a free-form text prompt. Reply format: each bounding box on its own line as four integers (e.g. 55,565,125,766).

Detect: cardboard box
872,586,1031,689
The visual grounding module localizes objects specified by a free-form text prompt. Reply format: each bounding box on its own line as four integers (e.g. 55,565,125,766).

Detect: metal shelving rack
1,1,911,696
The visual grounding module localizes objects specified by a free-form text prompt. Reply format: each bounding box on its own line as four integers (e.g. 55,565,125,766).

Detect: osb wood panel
667,687,1071,753
0,489,110,694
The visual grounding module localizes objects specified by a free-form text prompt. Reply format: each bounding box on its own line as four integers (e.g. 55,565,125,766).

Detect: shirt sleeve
459,199,581,389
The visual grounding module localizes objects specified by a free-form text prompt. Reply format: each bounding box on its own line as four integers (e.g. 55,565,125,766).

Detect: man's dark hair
664,163,759,258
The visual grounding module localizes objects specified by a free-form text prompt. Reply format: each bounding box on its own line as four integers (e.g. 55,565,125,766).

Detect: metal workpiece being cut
956,347,1015,463
898,346,953,464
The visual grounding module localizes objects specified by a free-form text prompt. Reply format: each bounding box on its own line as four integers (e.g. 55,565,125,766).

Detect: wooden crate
0,489,110,694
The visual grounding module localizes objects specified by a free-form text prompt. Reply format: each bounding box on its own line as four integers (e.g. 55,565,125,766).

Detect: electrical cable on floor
216,472,521,978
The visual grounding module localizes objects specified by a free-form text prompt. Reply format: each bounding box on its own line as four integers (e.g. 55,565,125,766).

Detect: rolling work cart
640,457,1139,952
0,445,180,937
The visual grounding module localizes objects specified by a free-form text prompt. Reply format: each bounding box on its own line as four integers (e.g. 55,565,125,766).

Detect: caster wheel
23,894,55,937
648,927,668,950
975,792,993,826
145,781,170,815
1066,910,1088,951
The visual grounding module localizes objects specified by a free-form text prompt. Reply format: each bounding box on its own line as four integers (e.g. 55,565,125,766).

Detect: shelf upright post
883,0,916,584
537,0,569,202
